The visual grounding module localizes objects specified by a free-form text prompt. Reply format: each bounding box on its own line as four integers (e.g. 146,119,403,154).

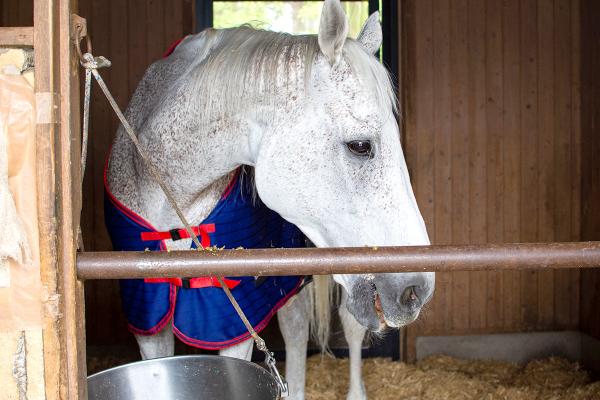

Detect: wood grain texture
402,0,582,338
0,27,34,46
580,0,600,341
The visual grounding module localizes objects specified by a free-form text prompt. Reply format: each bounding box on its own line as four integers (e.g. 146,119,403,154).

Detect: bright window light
213,1,369,37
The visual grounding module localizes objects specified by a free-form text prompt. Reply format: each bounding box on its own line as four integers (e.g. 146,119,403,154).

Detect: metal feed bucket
87,355,281,400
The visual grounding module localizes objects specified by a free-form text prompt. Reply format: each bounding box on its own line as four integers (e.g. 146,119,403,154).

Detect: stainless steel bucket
87,355,280,400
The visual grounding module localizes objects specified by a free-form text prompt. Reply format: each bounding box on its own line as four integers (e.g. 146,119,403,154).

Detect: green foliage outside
213,1,369,38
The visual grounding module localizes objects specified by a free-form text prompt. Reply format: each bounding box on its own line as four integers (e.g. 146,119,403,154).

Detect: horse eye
346,140,373,158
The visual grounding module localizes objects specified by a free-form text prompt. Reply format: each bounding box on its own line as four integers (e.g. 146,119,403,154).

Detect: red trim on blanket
221,169,241,200
104,147,244,337
171,279,303,350
163,37,188,58
144,276,241,289
141,223,215,247
127,284,177,336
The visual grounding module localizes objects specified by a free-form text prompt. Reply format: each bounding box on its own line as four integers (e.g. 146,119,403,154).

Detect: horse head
250,0,435,331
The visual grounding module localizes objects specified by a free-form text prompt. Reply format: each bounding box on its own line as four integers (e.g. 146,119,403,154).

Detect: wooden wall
580,0,600,341
401,0,582,348
77,0,195,346
0,1,33,26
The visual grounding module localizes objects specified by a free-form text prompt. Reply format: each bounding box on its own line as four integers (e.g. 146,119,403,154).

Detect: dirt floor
87,353,600,399
305,355,600,400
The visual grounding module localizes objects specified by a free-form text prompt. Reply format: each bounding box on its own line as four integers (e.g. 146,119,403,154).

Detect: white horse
105,1,435,399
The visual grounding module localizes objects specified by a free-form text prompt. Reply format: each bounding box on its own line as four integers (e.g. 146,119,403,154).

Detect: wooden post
34,0,85,398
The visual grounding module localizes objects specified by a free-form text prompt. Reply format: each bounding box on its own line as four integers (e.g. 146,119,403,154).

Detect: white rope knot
81,53,111,70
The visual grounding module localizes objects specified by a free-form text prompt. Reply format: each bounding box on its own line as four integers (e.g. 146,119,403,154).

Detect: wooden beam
34,0,63,398
0,26,34,46
58,3,87,399
35,0,86,398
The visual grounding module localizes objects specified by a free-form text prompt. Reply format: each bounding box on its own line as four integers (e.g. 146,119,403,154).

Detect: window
196,1,398,85
213,1,370,37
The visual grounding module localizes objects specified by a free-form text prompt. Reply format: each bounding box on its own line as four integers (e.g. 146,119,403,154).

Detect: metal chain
79,52,288,397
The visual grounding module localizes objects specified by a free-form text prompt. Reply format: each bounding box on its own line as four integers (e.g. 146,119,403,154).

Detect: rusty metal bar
77,241,600,280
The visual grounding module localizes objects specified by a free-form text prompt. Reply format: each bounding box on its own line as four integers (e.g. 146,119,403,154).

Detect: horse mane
188,25,397,121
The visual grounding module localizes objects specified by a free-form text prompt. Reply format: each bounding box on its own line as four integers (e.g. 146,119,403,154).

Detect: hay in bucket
305,355,600,399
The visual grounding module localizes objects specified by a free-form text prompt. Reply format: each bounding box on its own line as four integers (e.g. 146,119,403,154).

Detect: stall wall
580,0,600,342
0,1,33,26
401,0,581,350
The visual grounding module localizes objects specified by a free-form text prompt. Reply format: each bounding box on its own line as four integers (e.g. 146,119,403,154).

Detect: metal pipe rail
77,241,600,280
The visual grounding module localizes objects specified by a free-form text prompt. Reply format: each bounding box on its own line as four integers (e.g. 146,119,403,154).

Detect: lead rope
78,50,288,397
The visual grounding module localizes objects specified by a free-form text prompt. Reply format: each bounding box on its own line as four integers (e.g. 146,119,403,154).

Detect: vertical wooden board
182,0,194,35
485,0,504,330
519,0,539,328
450,0,470,331
467,0,488,330
3,0,18,26
147,0,166,64
165,0,185,44
580,0,600,341
89,0,114,345
128,0,148,97
536,0,556,328
568,0,581,328
553,0,573,328
412,0,436,330
18,0,33,25
90,0,111,251
412,0,435,238
502,0,522,330
402,0,431,333
432,0,453,333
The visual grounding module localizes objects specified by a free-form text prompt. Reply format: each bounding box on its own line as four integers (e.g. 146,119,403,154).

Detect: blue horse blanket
104,168,306,349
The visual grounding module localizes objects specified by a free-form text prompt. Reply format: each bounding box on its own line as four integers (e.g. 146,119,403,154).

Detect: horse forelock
187,26,397,122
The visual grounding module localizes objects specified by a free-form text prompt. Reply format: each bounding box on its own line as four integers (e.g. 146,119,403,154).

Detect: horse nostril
400,286,420,308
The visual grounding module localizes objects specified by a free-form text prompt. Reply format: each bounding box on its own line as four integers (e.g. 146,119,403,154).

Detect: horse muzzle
345,273,435,331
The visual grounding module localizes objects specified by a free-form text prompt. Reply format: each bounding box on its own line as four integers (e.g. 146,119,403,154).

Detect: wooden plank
0,26,34,46
91,0,109,248
467,0,487,330
165,0,184,43
146,0,165,64
432,0,452,333
34,0,64,398
553,0,573,328
502,0,522,330
519,0,539,328
536,0,556,329
128,0,148,94
568,0,581,329
411,0,435,332
485,0,504,330
4,0,18,26
58,1,87,397
18,0,34,25
580,0,600,341
450,0,470,331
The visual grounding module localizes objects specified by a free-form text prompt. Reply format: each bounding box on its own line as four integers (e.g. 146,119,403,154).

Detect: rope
78,52,288,396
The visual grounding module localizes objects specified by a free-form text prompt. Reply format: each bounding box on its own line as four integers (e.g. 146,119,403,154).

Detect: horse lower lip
375,293,383,312
374,294,385,323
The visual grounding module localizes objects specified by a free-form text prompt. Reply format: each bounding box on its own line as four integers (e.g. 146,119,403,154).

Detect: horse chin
347,281,422,332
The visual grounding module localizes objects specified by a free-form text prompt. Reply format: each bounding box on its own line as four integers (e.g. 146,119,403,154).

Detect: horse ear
357,12,382,55
318,0,349,65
